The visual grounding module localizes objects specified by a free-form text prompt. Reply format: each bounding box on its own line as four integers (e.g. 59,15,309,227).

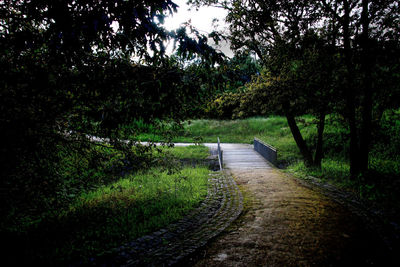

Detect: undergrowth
155,145,210,159
2,144,211,266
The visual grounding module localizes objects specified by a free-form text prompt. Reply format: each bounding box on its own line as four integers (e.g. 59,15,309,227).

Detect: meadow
136,114,400,220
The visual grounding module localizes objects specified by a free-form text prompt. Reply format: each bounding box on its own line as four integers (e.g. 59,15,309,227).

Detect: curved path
91,143,243,267
93,142,397,266
185,143,396,266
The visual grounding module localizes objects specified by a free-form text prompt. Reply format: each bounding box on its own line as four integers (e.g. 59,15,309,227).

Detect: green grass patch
3,142,214,265
135,116,305,164
148,115,399,214
70,166,209,247
138,116,313,165
11,166,210,265
285,156,400,208
155,145,210,159
137,117,284,143
287,159,352,188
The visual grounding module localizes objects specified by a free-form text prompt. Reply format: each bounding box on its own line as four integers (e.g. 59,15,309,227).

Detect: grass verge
155,145,210,159
3,146,211,266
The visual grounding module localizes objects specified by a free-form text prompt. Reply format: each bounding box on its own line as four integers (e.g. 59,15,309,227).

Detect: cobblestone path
93,159,243,266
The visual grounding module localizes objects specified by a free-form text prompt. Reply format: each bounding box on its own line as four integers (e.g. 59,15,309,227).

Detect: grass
136,116,311,165
288,159,352,188
60,167,209,261
4,145,212,266
136,116,295,144
9,166,210,265
155,145,210,159
140,115,400,218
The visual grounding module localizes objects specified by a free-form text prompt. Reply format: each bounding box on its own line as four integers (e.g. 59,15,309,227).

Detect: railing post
217,137,223,170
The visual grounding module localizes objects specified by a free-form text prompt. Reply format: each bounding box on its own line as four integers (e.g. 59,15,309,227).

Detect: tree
192,0,400,174
318,0,400,177
191,0,334,168
182,50,261,118
0,0,223,218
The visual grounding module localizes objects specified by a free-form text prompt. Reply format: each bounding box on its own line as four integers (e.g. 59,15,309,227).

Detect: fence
217,137,223,170
254,137,277,166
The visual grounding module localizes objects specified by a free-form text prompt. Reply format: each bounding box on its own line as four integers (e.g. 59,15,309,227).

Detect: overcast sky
163,0,233,57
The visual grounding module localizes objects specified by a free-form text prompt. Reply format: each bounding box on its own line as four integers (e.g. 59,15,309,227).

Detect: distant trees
178,50,260,118
192,0,400,175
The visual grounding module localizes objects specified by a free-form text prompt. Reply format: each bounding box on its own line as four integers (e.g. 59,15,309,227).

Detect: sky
163,0,233,57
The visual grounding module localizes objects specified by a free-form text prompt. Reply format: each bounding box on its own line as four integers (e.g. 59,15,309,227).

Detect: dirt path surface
182,144,396,267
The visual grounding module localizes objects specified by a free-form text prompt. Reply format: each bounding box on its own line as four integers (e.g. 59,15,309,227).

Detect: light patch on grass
54,166,210,262
72,167,209,215
287,159,352,189
155,145,210,159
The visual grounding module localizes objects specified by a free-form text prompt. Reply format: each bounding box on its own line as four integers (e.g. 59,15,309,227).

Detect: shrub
204,92,244,119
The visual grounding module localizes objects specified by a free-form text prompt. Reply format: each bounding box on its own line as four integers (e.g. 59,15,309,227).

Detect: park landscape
1,0,400,266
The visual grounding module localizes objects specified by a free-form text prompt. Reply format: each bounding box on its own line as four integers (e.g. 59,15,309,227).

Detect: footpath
93,142,397,266
185,143,396,266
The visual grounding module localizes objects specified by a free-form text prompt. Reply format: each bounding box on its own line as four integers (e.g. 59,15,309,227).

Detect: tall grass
67,167,209,252
155,145,210,159
10,166,210,265
3,142,213,265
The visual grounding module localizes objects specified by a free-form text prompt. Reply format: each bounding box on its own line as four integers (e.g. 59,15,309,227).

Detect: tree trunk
314,109,326,168
359,0,373,173
283,103,314,167
343,0,361,179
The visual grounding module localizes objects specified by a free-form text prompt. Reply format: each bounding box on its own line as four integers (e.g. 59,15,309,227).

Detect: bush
204,92,244,119
372,109,400,159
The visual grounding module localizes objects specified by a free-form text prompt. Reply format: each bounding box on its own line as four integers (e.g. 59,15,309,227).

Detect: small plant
193,136,204,145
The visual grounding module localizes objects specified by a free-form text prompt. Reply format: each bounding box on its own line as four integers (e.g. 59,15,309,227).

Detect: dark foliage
0,0,223,239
